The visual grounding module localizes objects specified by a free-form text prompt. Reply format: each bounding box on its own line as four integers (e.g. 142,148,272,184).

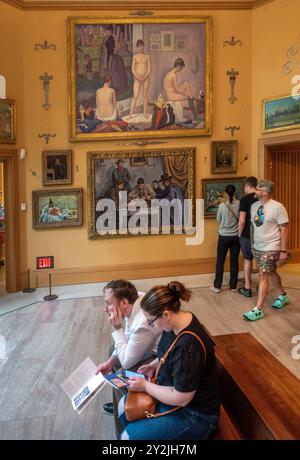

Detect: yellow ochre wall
251,0,300,172
1,0,300,288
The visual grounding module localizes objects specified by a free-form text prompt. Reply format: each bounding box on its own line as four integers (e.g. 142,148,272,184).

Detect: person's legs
214,236,229,289
143,77,150,117
120,403,219,440
269,270,285,295
256,270,269,309
244,259,253,290
129,79,141,117
229,236,240,290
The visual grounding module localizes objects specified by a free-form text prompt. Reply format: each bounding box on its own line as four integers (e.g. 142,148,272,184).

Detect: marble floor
0,276,299,440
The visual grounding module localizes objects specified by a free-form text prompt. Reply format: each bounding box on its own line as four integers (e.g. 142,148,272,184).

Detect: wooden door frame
258,132,300,179
258,133,300,262
0,149,21,292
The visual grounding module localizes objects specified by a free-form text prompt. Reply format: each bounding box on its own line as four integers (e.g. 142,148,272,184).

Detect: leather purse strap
224,201,239,222
145,330,207,419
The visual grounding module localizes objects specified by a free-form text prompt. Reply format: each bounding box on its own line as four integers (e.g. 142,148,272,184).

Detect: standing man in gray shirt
243,180,289,321
210,184,240,293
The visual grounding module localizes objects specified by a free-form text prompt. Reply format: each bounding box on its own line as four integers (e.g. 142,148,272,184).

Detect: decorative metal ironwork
225,126,240,136
226,68,239,104
38,133,56,144
39,73,53,111
34,40,56,51
29,169,39,178
240,153,249,165
129,10,154,16
223,36,242,47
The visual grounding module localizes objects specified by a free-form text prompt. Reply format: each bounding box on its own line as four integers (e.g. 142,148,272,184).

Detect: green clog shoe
243,307,264,321
272,294,288,309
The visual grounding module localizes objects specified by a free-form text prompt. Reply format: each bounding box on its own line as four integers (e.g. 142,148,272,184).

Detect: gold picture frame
42,150,72,186
211,140,237,174
87,147,195,239
262,94,300,133
202,177,245,218
0,99,16,144
32,188,83,229
68,16,212,141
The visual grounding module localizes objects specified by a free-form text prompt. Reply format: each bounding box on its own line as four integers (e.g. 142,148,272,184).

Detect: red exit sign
36,256,54,270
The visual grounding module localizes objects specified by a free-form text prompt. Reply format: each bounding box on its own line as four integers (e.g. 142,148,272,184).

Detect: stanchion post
22,268,36,293
43,273,58,301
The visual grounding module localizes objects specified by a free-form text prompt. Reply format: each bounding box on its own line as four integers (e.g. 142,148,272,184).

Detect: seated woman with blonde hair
118,281,220,440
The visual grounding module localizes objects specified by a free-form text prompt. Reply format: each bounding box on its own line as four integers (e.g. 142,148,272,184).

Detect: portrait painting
42,150,72,185
0,99,16,144
202,177,245,218
263,94,300,133
211,140,237,174
68,17,212,141
32,188,83,229
87,147,195,239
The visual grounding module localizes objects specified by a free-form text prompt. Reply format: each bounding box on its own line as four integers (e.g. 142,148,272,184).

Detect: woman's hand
137,363,156,379
127,377,147,392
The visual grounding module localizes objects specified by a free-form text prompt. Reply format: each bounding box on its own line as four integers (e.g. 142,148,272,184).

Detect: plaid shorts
252,249,280,273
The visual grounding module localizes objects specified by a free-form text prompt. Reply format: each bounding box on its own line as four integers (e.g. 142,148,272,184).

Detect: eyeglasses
146,313,163,327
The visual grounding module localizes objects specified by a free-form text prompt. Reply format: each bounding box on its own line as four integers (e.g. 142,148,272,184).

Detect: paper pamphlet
61,358,147,414
61,357,107,414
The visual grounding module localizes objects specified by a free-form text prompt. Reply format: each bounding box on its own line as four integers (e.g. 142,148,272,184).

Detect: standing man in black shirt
238,176,258,297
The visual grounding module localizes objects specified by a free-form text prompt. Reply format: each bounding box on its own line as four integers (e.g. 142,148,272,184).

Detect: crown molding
1,0,275,12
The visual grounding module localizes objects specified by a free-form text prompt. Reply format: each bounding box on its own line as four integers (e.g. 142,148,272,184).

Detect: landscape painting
32,189,83,229
68,17,211,140
263,95,300,133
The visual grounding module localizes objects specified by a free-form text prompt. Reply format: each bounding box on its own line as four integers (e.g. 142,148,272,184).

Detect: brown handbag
124,331,206,422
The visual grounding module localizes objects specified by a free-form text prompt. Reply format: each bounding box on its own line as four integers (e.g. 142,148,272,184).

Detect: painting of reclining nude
68,17,211,140
87,148,195,239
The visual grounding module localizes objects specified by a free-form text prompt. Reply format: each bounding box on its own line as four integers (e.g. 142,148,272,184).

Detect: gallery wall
1,0,299,287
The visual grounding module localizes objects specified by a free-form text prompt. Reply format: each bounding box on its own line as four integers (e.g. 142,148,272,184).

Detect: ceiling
1,0,275,11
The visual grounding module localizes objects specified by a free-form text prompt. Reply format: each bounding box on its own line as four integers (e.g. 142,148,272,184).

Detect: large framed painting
87,147,195,239
263,94,300,133
68,17,212,141
32,188,83,229
211,140,237,174
0,99,16,144
202,177,245,218
42,150,72,186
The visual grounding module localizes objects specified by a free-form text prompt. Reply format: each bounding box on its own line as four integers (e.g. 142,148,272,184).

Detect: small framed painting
202,177,245,218
42,150,72,185
263,94,300,133
32,188,83,229
0,99,16,144
211,140,237,174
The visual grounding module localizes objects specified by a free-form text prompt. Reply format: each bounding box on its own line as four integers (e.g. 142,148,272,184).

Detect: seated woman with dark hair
118,281,220,440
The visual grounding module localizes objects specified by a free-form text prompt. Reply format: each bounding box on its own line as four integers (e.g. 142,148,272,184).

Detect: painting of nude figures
68,17,212,141
87,148,195,239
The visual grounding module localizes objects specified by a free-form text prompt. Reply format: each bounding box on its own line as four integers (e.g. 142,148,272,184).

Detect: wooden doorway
260,137,300,255
0,149,20,292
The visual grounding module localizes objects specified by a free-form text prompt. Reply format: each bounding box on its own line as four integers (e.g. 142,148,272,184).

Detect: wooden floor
0,284,299,440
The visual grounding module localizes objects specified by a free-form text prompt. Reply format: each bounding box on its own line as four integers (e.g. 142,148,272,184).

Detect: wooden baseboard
20,251,300,289
21,257,217,289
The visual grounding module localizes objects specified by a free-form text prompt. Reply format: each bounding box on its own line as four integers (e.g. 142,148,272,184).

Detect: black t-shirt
156,314,221,416
239,192,258,238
